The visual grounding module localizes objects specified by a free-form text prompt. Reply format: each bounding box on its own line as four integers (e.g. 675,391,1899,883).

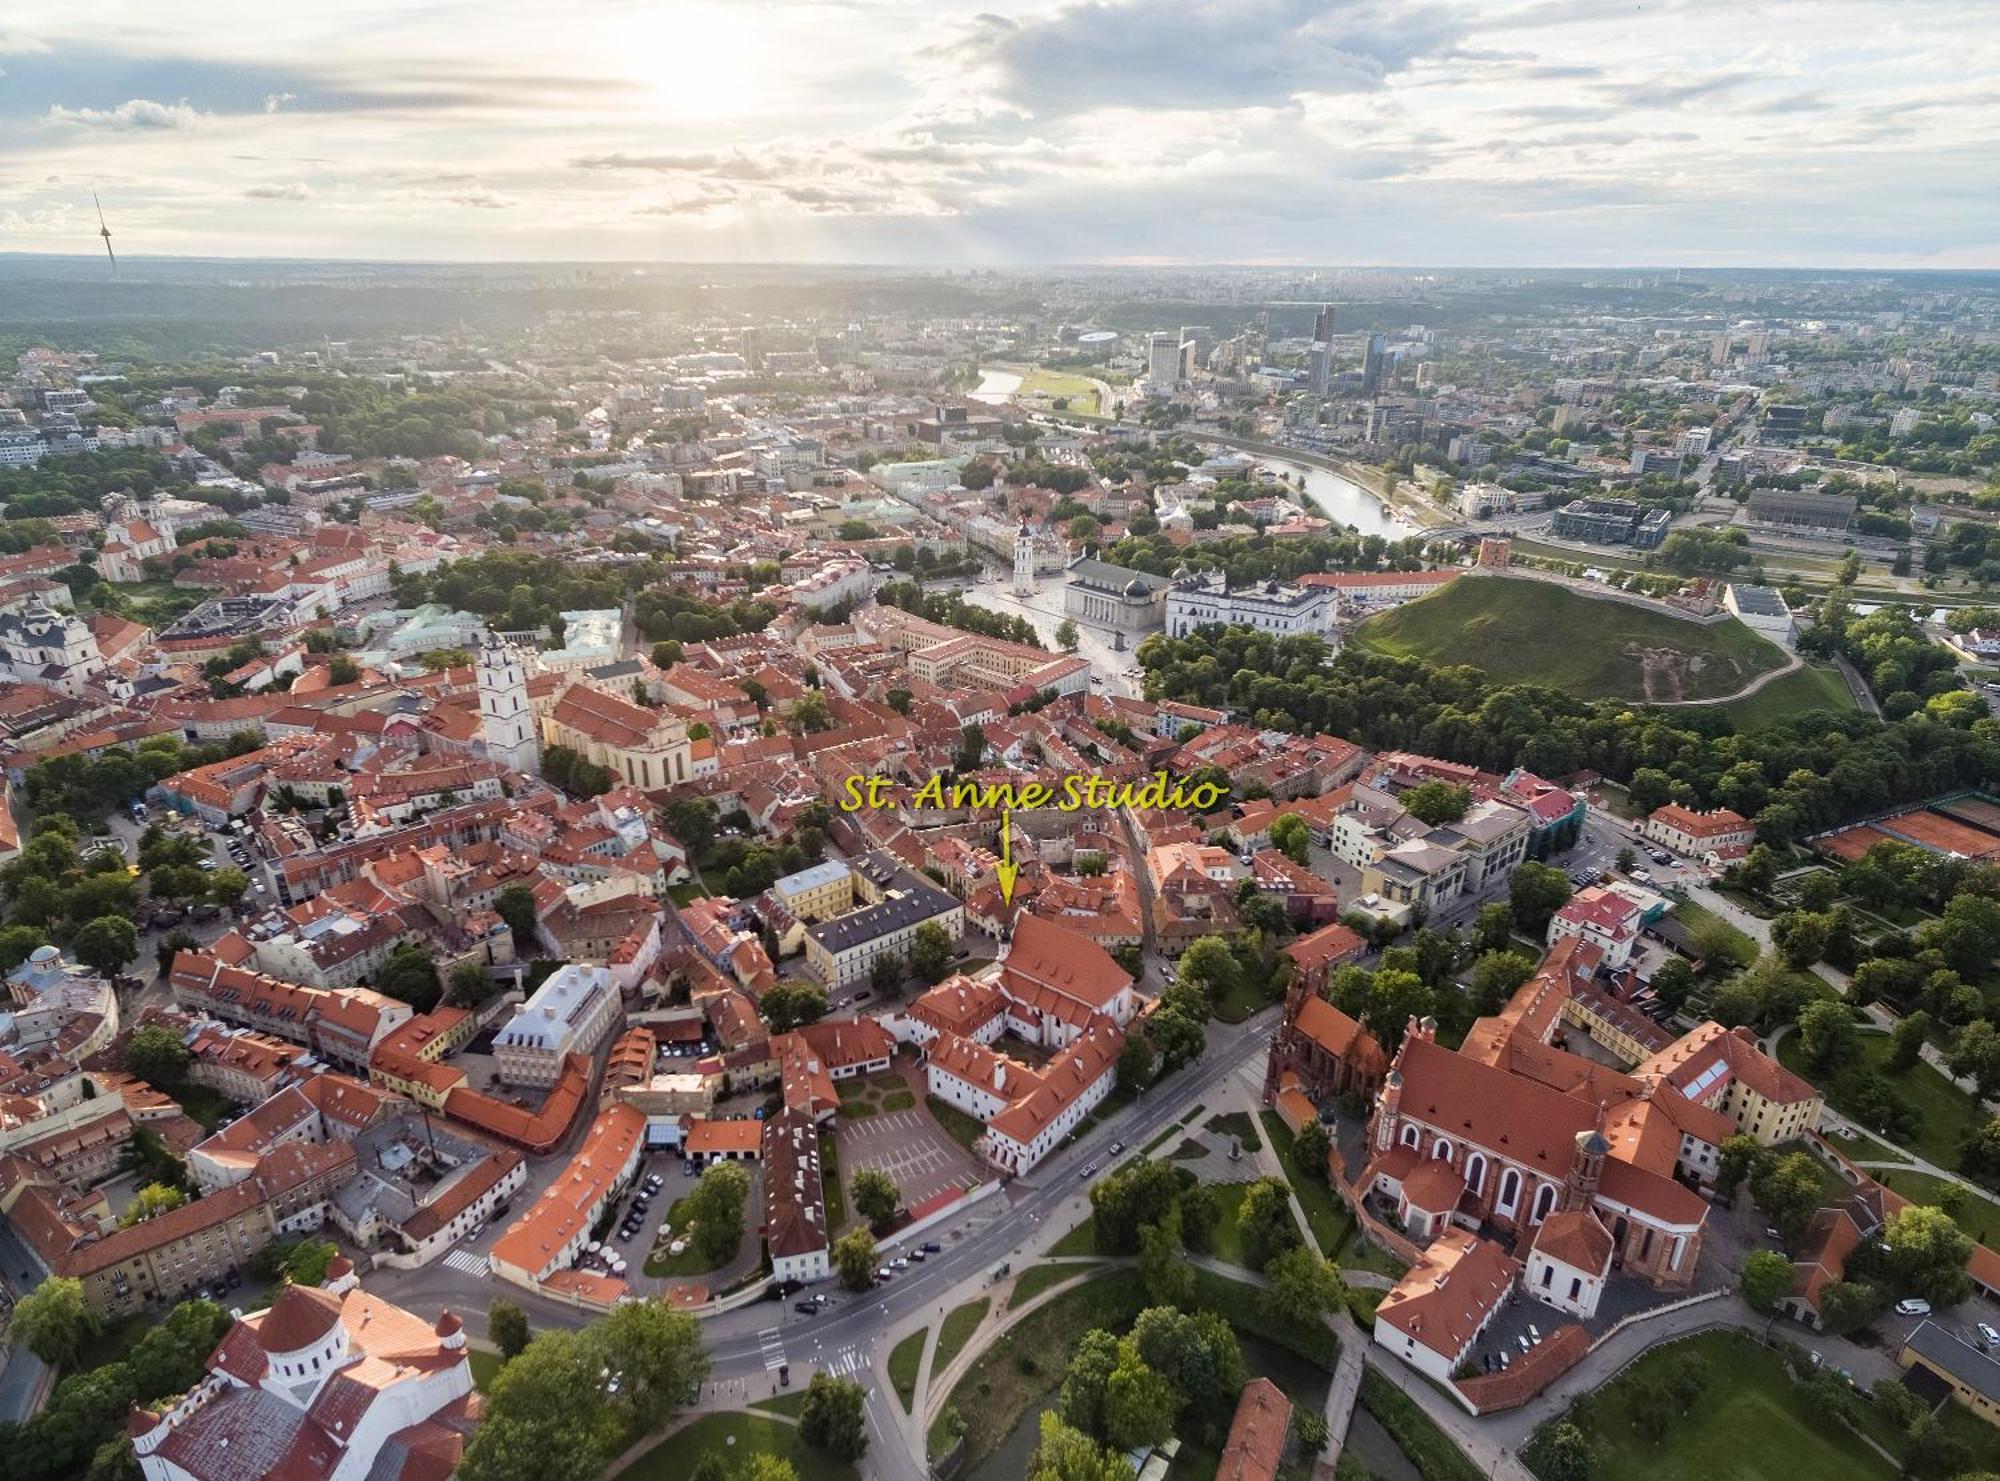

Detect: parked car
1897,1298,1932,1317
909,1249,926,1262
922,1241,942,1254
891,1256,909,1270
795,1300,820,1315
875,1266,893,1283
1979,1323,2000,1351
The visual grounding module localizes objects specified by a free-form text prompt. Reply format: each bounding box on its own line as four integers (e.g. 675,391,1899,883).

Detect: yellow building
540,679,692,791
1901,1321,2000,1429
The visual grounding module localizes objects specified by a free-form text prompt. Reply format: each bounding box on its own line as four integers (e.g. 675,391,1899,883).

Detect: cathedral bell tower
477,629,540,775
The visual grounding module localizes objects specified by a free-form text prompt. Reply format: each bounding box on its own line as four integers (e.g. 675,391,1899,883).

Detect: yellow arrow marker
995,804,1019,905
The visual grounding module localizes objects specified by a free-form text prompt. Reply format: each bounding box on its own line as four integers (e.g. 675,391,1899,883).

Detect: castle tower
477,629,540,775
1013,522,1037,596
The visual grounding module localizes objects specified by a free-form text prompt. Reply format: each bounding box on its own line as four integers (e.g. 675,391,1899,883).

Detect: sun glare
621,1,763,120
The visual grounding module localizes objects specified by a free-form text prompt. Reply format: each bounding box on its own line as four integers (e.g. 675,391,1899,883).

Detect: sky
1,0,1996,268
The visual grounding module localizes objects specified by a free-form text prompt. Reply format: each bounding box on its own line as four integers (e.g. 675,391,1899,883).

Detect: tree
1818,1278,1889,1336
0,922,48,971
1291,1120,1331,1183
1027,1412,1135,1481
1717,1134,1763,1203
1472,902,1515,954
833,1229,877,1291
798,1372,868,1461
1058,1328,1121,1435
456,1329,627,1481
787,690,833,735
852,1168,900,1225
594,1301,709,1436
1129,1306,1244,1434
1470,950,1536,1015
908,921,955,985
1883,1204,1974,1309
1750,1150,1825,1245
1650,956,1698,1016
1772,910,1834,969
1175,936,1243,1008
124,1024,191,1089
1963,1117,2000,1190
1950,1019,2000,1098
10,1276,97,1366
760,980,828,1033
1508,861,1572,935
1102,1342,1180,1451
1089,1160,1192,1254
1117,1030,1157,1090
490,1300,531,1362
870,950,905,995
1891,1010,1933,1072
1796,998,1861,1073
446,960,494,1007
1294,1410,1330,1454
885,687,913,716
1260,1244,1341,1331
1238,1178,1301,1270
205,866,248,906
1055,618,1081,652
326,656,361,685
1739,1249,1794,1313
688,1162,749,1265
495,883,539,950
1149,1005,1206,1069
956,724,987,773
71,915,137,977
1139,1207,1194,1308
1537,1421,1597,1481
1402,781,1471,826
374,941,441,1011
117,1182,187,1227
663,798,719,855
1268,813,1311,867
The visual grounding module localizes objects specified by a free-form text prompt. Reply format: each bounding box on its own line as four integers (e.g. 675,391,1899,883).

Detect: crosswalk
757,1328,787,1373
822,1347,867,1377
442,1249,490,1278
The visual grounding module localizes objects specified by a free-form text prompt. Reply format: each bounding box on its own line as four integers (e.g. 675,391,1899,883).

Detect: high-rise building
478,629,540,774
1307,304,1335,394
1361,334,1391,393
1146,332,1183,387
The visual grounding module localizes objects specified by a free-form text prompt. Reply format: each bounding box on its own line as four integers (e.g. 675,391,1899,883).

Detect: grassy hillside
1714,662,1859,731
1351,576,1786,702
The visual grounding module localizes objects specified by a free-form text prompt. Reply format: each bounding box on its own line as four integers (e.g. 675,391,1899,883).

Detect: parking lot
835,1106,985,1211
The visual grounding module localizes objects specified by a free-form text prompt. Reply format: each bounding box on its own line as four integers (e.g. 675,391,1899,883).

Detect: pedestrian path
441,1249,490,1278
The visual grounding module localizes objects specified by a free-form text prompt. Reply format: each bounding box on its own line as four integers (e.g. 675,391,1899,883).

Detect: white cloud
45,97,206,131
244,182,311,200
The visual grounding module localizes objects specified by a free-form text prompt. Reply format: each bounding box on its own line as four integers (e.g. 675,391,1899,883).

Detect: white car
1896,1298,1932,1317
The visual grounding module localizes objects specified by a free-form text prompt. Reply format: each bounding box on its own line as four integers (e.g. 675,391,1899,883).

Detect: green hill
1351,575,1787,702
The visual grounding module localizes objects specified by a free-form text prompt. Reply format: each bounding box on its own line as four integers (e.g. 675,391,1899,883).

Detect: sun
619,1,766,121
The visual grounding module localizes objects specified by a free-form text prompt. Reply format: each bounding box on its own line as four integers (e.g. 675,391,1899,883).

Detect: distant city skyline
1,0,1996,267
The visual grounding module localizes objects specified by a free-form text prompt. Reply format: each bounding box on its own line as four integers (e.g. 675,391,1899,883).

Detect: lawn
75,1313,152,1372
1009,1263,1090,1309
1715,662,1860,732
926,1096,988,1154
750,1390,811,1418
1213,973,1283,1024
1048,1216,1100,1257
1019,368,1101,415
666,883,707,906
888,1327,928,1411
1875,1168,2000,1245
820,1130,846,1233
1207,1181,1303,1271
933,1298,990,1373
1351,576,1788,703
1670,898,1760,968
172,1083,237,1132
931,1268,1147,1466
642,1193,736,1278
1776,1031,1982,1170
1206,1112,1261,1151
1170,1137,1209,1160
1260,1110,1358,1257
468,1349,503,1393
622,1413,858,1481
1523,1331,1896,1481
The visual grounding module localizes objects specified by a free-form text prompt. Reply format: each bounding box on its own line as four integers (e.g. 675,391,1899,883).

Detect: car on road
1896,1298,1932,1317
922,1241,942,1254
875,1266,893,1283
1109,1141,1124,1156
795,1300,820,1315
890,1256,909,1270
909,1249,926,1262
1079,1162,1099,1180
1764,1226,1783,1242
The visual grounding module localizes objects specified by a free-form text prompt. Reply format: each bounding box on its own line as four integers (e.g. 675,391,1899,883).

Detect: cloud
447,191,511,209
572,152,778,180
244,182,311,200
45,97,205,130
263,91,294,112
932,0,1465,118
1614,72,1755,109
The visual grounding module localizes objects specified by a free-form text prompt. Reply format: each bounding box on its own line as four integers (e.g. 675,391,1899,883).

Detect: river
1248,453,1408,540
